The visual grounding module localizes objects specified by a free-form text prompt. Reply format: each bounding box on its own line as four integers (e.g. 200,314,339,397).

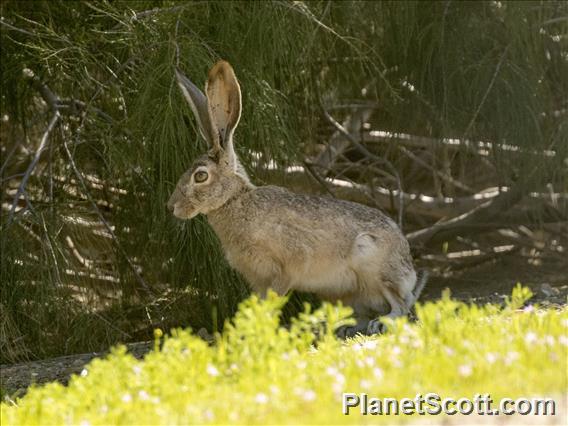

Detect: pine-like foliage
1,1,566,362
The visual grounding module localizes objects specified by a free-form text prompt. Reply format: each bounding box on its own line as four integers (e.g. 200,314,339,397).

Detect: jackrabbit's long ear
206,61,242,168
175,67,220,152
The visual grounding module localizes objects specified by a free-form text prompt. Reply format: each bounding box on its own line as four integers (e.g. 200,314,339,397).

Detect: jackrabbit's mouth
173,204,199,220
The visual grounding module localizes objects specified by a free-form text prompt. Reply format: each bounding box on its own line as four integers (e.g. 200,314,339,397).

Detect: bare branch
6,112,60,226
363,129,556,158
398,146,475,193
406,185,525,246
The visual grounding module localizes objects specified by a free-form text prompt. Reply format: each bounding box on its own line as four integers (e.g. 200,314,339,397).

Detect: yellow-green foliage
2,286,567,425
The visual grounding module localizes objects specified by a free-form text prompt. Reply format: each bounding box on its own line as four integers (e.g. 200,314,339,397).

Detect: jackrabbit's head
168,61,249,219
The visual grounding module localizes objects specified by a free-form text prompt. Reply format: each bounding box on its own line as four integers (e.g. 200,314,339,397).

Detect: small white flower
485,352,498,364
364,356,375,367
562,318,568,328
79,421,90,426
132,365,142,375
411,340,422,348
334,373,346,384
362,340,378,350
326,366,339,376
138,390,150,401
524,332,538,344
269,385,280,395
544,335,555,345
392,346,402,355
360,379,372,390
458,364,472,377
121,393,132,403
444,346,455,356
203,409,215,421
80,369,88,377
301,389,317,402
255,393,269,404
206,364,219,377
296,360,307,370
559,336,568,346
373,367,383,379
505,351,519,365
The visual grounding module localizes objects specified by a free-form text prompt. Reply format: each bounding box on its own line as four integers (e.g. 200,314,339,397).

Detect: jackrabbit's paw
197,327,215,343
366,319,387,335
335,325,363,339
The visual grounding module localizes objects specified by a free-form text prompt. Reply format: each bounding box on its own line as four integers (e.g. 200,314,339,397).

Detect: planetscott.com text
342,393,556,416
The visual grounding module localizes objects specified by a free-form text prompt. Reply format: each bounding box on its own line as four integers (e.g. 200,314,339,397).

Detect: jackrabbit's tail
412,269,428,303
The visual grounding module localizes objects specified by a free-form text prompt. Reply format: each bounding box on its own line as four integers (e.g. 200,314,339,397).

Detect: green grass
2,285,567,425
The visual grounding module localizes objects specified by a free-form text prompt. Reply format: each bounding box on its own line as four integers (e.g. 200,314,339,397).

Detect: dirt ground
422,252,567,307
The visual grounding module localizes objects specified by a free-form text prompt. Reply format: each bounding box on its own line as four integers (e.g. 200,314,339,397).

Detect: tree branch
6,112,60,226
406,185,525,246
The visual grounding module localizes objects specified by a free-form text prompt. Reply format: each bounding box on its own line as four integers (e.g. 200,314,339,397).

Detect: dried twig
6,112,60,226
302,161,336,198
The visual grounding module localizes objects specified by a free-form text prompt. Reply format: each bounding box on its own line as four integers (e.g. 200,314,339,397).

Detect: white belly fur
286,258,357,297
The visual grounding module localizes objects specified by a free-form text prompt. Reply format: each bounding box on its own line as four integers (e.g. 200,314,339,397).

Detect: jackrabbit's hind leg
366,319,388,335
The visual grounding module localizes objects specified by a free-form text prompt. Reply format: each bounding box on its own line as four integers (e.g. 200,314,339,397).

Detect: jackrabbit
167,61,427,337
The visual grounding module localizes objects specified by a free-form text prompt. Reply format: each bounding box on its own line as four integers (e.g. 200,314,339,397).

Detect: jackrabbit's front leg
256,279,289,299
270,276,290,297
250,268,289,299
367,285,410,335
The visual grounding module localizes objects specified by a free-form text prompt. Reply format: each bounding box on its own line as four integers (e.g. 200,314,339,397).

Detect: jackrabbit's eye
194,170,209,183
